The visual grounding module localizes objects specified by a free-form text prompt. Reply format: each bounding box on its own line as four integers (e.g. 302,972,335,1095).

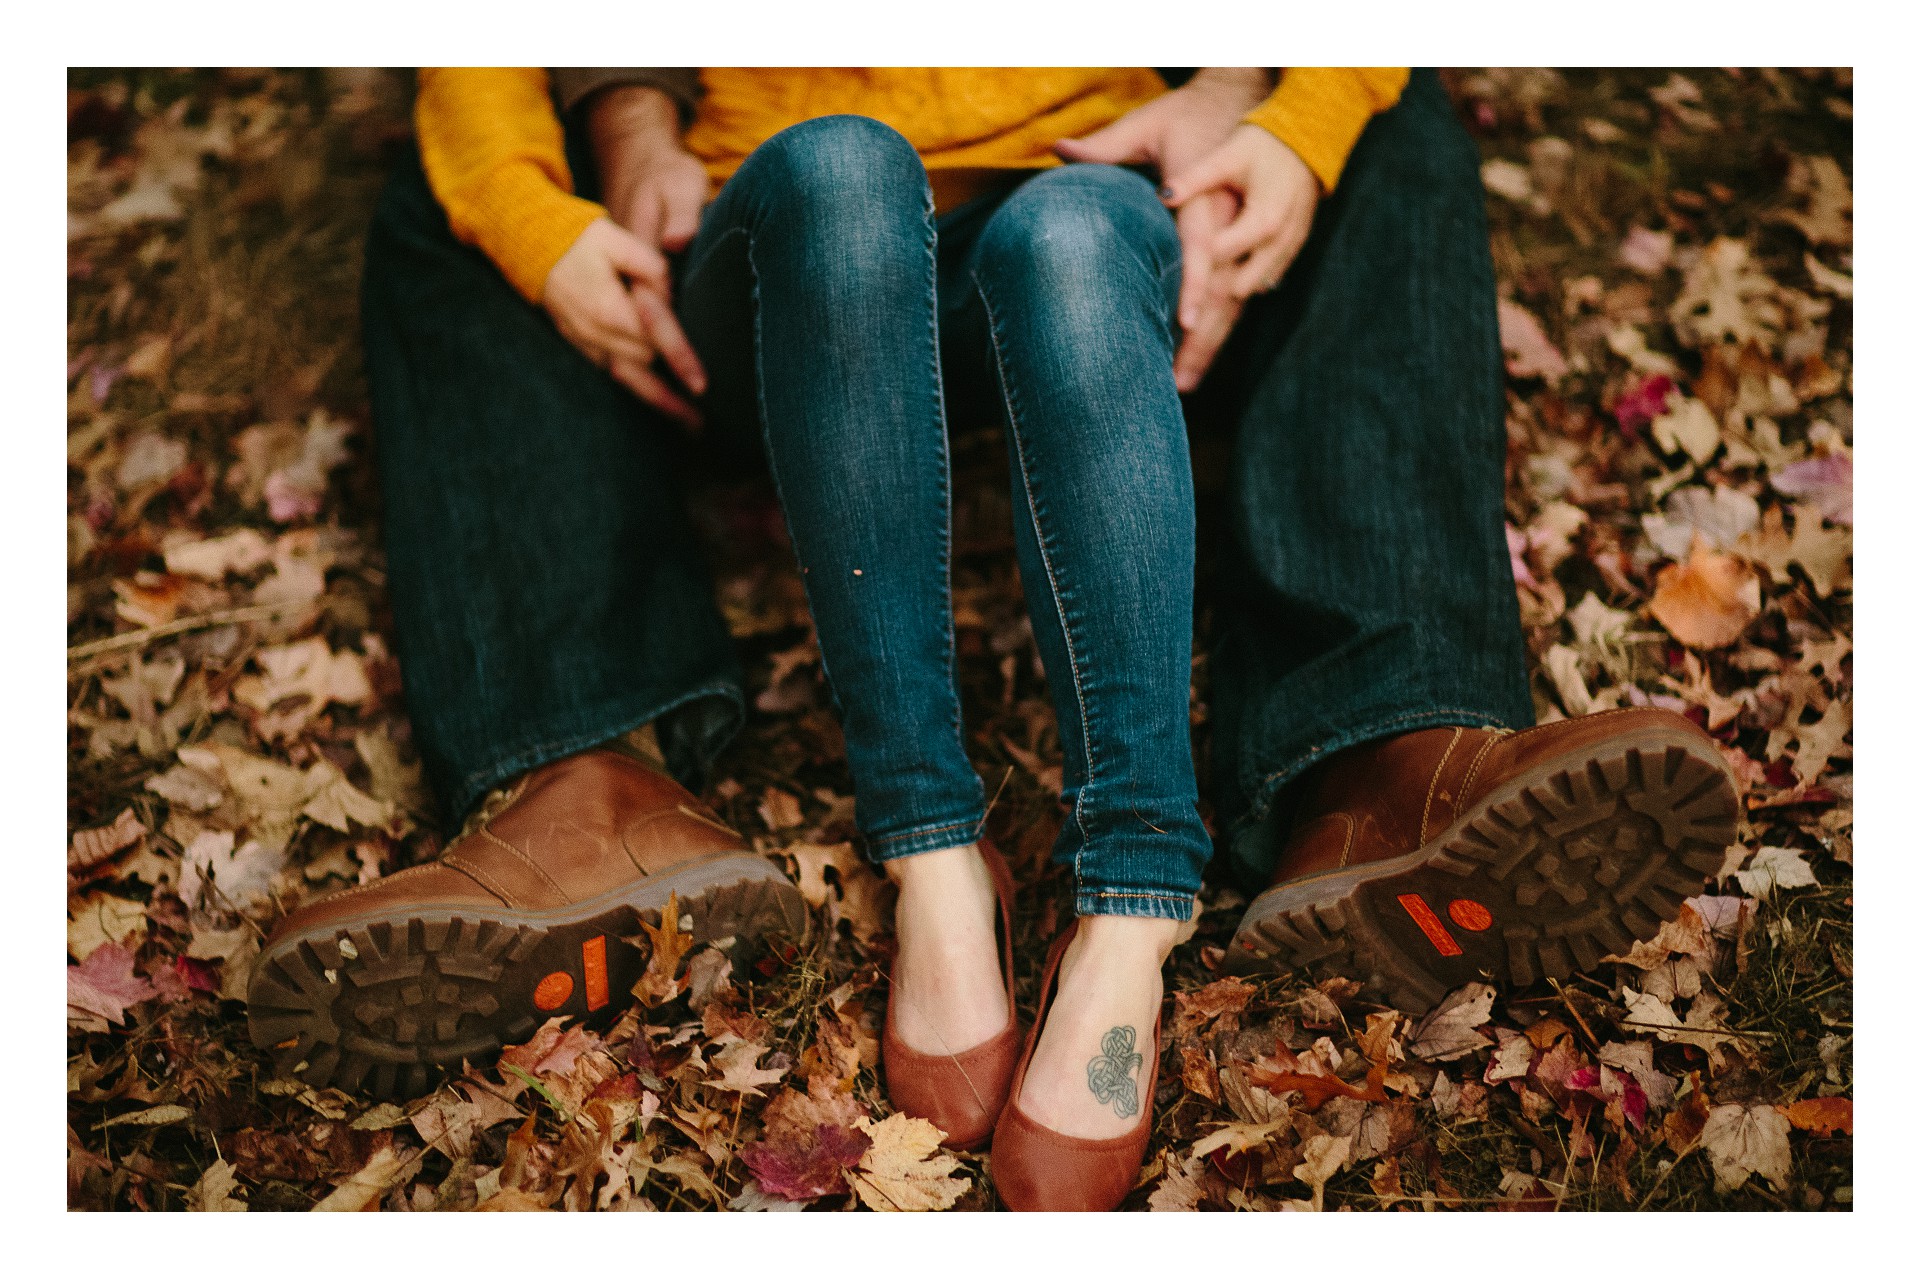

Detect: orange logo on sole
532,970,574,1010
1448,899,1494,931
1397,893,1463,957
582,935,610,1011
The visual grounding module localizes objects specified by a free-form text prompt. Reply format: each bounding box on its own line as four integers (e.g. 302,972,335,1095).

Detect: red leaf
68,941,157,1026
1613,374,1676,436
740,1122,871,1201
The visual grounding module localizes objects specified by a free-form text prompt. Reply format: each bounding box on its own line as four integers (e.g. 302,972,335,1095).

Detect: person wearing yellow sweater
255,67,1729,1210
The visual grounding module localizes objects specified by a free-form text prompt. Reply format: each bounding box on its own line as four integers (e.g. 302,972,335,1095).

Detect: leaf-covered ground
66,68,1852,1211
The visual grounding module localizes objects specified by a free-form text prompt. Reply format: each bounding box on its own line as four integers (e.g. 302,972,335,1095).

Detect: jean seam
972,269,1102,880
922,179,968,764
871,815,983,845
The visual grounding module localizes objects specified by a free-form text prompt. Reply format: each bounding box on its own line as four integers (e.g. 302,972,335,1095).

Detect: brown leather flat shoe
881,838,1021,1151
990,921,1161,1212
246,749,806,1098
1225,707,1740,1013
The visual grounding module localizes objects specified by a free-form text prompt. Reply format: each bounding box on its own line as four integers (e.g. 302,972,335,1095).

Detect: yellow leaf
846,1113,968,1212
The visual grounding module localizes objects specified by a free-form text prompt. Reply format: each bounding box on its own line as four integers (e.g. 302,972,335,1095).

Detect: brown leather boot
246,749,806,1098
1224,708,1739,1013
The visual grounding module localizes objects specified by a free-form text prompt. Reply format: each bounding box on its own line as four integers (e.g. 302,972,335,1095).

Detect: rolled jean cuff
1075,888,1196,922
864,814,987,863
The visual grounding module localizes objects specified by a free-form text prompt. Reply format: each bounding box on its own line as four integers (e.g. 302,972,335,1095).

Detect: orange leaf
1784,1096,1852,1137
631,891,694,1007
1247,1058,1388,1109
1648,536,1761,650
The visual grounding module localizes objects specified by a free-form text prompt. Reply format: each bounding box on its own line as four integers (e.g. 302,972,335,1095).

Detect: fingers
611,358,704,431
1227,232,1301,301
598,221,671,293
1174,193,1234,329
630,285,708,395
1053,112,1152,166
1173,267,1242,393
1160,144,1244,208
658,171,705,253
1211,204,1284,268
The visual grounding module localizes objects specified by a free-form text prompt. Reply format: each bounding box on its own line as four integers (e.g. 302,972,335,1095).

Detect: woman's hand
1161,124,1320,303
542,217,706,429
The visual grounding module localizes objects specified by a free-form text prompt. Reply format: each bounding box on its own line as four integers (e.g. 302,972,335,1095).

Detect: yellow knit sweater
415,67,1410,302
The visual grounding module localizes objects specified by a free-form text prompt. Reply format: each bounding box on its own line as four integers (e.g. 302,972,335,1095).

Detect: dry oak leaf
1169,976,1254,1038
312,1143,412,1212
1768,155,1852,248
1784,1096,1852,1138
1669,238,1783,349
1734,846,1819,899
631,892,695,1007
1148,1152,1211,1211
1497,298,1568,382
1648,537,1761,651
163,527,273,580
1292,1133,1353,1212
1408,982,1497,1061
846,1113,969,1212
1701,1102,1792,1192
1248,1058,1389,1110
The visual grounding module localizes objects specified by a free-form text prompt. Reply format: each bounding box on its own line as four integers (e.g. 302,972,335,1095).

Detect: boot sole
1222,725,1739,1015
246,852,808,1099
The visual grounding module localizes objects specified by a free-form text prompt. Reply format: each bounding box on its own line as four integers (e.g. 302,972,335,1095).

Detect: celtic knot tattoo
1085,1025,1144,1118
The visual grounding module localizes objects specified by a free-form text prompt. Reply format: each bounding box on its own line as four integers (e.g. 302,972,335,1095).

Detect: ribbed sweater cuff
1243,68,1386,193
449,161,607,303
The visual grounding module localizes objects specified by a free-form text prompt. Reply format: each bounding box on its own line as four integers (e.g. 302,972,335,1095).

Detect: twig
67,601,309,663
1635,1136,1700,1210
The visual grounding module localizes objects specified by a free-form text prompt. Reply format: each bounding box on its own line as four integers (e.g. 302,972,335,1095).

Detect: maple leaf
704,1040,789,1096
1783,1096,1851,1137
1648,536,1761,650
1169,976,1254,1039
1701,1103,1793,1193
846,1114,969,1212
1147,1152,1210,1211
1733,846,1819,898
762,1079,872,1147
632,892,695,1007
187,1159,247,1212
741,1122,871,1201
1408,983,1497,1061
68,941,157,1029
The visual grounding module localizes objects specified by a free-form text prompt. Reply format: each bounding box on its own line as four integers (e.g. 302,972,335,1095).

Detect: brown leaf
631,892,695,1007
703,1039,789,1097
1648,537,1761,650
1180,1042,1221,1104
1169,976,1254,1039
1248,1058,1388,1110
1292,1133,1352,1212
69,809,146,873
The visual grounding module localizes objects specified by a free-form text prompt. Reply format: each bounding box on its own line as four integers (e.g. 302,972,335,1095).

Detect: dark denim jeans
359,69,1532,910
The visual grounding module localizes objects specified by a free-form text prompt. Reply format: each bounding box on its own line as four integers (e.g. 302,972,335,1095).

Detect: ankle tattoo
1085,1026,1144,1118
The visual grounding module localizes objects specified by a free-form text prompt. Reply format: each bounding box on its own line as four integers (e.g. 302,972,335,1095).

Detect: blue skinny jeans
672,117,1209,919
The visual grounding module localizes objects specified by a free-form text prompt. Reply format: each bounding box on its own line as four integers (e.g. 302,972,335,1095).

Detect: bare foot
886,844,1009,1055
1015,915,1178,1140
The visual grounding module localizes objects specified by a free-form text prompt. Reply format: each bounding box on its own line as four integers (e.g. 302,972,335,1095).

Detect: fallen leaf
741,1121,871,1202
69,808,147,873
1292,1133,1352,1212
1650,397,1722,465
311,1144,411,1212
1147,1152,1210,1211
67,892,149,962
1783,1096,1851,1137
68,941,157,1028
846,1113,968,1212
164,528,273,580
187,1158,247,1211
632,892,695,1007
1408,983,1496,1061
1734,846,1819,898
1770,454,1852,527
1700,1103,1792,1192
1737,504,1851,598
704,1040,789,1097
1648,537,1761,650
1619,226,1673,274
1498,298,1568,382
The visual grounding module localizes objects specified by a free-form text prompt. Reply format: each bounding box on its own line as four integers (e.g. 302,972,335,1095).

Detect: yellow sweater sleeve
414,67,607,303
1243,68,1411,192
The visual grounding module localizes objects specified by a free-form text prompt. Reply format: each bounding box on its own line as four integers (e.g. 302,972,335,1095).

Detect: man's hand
1053,69,1281,392
542,217,706,429
1161,124,1320,304
588,85,710,255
